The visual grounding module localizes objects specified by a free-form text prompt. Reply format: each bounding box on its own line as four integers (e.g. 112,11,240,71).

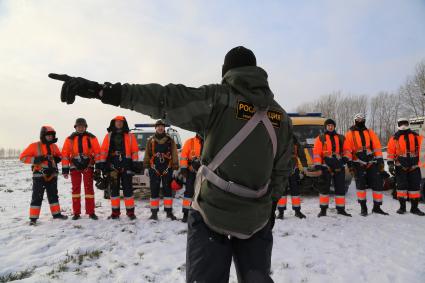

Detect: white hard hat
353,113,366,122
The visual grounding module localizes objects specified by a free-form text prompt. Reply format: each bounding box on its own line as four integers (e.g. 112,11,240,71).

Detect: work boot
360,202,368,217
89,214,98,220
149,210,158,221
410,200,425,216
72,215,80,220
294,208,306,219
53,213,68,220
128,214,137,220
396,199,407,214
29,219,37,226
108,214,120,220
337,207,352,217
166,211,177,221
317,207,327,218
277,209,284,220
182,211,188,223
372,203,389,215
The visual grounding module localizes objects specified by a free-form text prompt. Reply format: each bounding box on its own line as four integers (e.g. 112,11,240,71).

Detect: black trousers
110,170,134,215
395,167,421,191
183,172,196,213
30,177,60,219
149,169,173,212
316,169,346,196
186,210,273,283
353,163,384,204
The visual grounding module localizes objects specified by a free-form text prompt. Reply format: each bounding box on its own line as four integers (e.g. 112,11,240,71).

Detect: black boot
360,201,368,217
128,214,137,220
108,214,120,220
337,207,352,217
182,211,188,223
72,215,80,220
372,203,389,215
396,199,407,214
149,210,158,220
53,213,68,220
317,207,327,217
410,199,425,216
29,219,37,226
277,208,284,220
166,211,177,221
89,214,98,220
294,208,306,219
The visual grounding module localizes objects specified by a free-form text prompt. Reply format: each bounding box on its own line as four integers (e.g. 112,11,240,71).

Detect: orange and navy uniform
100,116,139,217
387,130,422,200
277,136,306,212
312,132,347,208
19,126,63,220
180,136,203,212
344,127,384,203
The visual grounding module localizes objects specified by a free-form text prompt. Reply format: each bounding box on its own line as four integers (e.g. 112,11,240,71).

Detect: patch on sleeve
236,101,282,128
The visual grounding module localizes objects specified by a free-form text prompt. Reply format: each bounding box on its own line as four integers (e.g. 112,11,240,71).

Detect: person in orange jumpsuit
62,118,101,220
20,126,68,225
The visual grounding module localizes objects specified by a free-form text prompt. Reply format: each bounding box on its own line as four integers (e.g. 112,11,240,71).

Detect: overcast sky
1,0,425,149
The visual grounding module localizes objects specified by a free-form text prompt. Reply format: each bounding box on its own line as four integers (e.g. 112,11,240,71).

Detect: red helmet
171,179,183,191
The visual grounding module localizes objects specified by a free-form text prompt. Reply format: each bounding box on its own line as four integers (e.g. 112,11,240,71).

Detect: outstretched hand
48,73,102,104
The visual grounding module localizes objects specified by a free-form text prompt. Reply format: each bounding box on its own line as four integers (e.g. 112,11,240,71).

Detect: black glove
180,168,188,178
54,156,61,164
95,162,105,171
62,167,70,175
132,161,143,174
270,200,277,230
34,156,47,164
388,161,395,176
376,158,385,171
49,73,122,106
93,169,102,182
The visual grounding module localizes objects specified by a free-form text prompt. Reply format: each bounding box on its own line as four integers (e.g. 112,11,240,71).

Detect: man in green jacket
49,46,292,283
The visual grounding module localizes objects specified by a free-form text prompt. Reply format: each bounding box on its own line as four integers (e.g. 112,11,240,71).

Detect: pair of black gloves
48,74,122,106
95,161,143,174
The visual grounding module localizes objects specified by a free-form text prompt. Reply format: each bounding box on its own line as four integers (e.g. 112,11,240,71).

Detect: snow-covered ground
1,159,425,283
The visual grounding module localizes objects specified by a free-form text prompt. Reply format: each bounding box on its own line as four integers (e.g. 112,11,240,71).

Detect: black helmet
74,118,88,128
155,119,166,128
40,125,58,144
324,118,336,127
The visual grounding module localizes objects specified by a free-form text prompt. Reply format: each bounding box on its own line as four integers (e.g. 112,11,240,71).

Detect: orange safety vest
313,133,344,166
180,136,202,170
19,141,61,180
99,132,138,163
344,128,382,162
387,132,421,167
62,133,101,169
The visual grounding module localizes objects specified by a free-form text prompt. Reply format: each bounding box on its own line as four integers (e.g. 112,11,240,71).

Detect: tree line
0,148,22,159
296,60,425,143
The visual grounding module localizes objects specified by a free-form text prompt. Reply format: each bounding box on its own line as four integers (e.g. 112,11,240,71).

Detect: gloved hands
34,156,47,164
53,156,61,164
93,169,102,182
62,167,70,175
180,168,188,179
376,158,385,171
132,161,143,174
388,161,395,176
48,73,122,106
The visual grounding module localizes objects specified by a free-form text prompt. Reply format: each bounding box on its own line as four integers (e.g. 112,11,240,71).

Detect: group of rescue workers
19,116,203,225
278,113,425,219
20,111,424,226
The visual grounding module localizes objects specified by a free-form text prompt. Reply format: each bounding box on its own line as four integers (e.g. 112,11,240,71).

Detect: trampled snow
0,159,424,283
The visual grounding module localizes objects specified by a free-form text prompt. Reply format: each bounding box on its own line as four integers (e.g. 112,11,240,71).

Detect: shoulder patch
236,101,282,128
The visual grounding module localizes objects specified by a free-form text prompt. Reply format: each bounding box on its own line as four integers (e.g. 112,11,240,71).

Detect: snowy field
1,159,425,283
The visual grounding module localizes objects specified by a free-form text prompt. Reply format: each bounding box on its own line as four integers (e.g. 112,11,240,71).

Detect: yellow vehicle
289,113,352,193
